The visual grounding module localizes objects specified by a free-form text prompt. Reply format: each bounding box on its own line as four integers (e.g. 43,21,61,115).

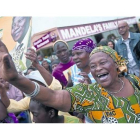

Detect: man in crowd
52,40,75,88
115,21,140,77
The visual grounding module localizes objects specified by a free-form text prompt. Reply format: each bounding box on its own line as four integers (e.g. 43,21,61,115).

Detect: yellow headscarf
90,46,128,74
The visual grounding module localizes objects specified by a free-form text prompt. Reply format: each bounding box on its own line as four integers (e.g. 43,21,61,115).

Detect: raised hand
25,48,39,67
0,41,9,76
78,72,92,84
0,40,18,81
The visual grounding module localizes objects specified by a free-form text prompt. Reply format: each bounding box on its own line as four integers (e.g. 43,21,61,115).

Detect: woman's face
89,52,118,88
72,50,90,69
108,42,114,49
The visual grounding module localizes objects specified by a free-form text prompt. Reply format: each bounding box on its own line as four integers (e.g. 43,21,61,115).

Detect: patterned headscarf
72,38,96,53
90,46,128,74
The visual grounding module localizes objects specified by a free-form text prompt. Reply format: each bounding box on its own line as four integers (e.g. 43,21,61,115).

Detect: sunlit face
118,22,129,36
108,42,114,49
42,61,49,69
29,100,51,123
11,17,30,43
89,52,118,88
55,43,69,63
72,50,90,69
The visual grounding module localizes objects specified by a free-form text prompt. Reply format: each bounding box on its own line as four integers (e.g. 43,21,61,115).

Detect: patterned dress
66,74,140,123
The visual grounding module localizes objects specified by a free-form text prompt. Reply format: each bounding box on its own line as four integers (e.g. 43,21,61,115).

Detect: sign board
58,17,137,41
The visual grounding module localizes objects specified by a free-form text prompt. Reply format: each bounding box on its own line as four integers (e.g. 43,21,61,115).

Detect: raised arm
0,40,71,112
25,48,53,86
0,81,10,108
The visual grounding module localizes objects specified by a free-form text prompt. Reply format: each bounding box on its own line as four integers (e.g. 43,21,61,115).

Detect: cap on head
53,40,69,52
25,70,47,87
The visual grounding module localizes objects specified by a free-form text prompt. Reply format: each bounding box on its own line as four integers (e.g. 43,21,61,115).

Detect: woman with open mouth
67,38,96,123
1,40,140,123
70,38,96,86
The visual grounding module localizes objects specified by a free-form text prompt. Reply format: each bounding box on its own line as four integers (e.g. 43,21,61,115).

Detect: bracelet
23,81,40,98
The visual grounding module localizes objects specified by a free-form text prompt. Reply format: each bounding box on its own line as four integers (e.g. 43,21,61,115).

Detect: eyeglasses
118,26,126,30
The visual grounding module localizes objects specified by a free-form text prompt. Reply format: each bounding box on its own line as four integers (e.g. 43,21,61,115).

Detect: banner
58,17,137,41
0,16,32,72
33,31,58,50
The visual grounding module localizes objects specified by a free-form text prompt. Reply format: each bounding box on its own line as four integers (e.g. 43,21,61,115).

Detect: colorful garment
72,38,96,53
71,64,96,86
66,74,140,123
64,115,82,123
52,57,75,86
1,113,19,123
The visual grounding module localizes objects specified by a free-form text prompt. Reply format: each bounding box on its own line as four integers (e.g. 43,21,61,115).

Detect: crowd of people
0,20,140,123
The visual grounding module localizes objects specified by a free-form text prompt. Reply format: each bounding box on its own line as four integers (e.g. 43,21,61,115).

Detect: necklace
105,78,124,94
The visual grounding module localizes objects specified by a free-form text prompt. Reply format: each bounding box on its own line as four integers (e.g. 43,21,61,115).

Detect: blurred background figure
107,34,118,44
51,59,60,71
42,60,52,73
107,40,115,49
97,38,108,47
37,54,51,65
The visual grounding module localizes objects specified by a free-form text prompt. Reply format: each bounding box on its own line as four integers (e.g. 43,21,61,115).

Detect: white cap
26,70,48,87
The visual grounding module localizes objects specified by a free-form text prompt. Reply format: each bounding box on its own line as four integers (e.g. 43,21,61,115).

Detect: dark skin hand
78,72,92,84
0,81,10,108
0,80,10,120
25,48,53,86
0,40,71,112
0,41,16,80
66,71,92,88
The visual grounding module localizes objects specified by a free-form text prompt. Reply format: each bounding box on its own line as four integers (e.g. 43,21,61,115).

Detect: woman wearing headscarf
70,38,96,86
1,40,140,123
67,38,96,122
